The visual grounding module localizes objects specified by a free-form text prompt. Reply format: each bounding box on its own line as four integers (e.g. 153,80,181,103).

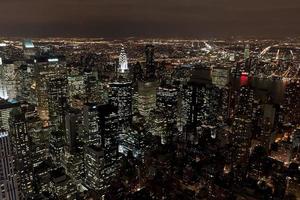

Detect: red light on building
240,72,249,86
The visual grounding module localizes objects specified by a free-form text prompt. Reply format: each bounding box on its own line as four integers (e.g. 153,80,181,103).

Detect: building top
0,99,20,110
119,45,128,73
23,39,34,49
0,129,8,138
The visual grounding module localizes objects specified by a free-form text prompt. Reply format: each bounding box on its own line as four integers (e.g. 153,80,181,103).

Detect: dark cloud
0,0,299,38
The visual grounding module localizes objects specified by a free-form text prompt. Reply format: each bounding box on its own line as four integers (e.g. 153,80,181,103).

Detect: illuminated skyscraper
83,70,99,103
49,130,65,165
119,46,128,73
108,81,133,130
283,80,300,126
0,129,19,200
23,39,36,58
65,108,82,154
67,75,85,104
9,106,34,198
154,85,178,143
83,104,120,195
235,85,254,119
244,44,250,60
47,77,68,129
0,100,19,131
0,62,18,101
49,167,77,199
83,103,101,145
231,117,252,183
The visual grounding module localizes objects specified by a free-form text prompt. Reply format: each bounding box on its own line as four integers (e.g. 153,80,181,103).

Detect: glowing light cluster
119,45,128,73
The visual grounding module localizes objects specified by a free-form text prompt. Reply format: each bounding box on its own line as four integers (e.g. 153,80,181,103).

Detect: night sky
0,0,299,38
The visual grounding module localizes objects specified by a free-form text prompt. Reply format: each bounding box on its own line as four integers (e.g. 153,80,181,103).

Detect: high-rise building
0,99,19,131
23,104,45,168
83,103,101,145
67,75,85,104
65,108,82,154
235,85,254,119
211,67,230,89
136,81,158,119
118,127,148,160
145,45,156,80
17,64,36,104
292,127,300,149
154,85,178,143
9,106,34,198
0,129,19,200
108,81,133,130
49,167,77,199
23,39,36,58
244,44,250,60
0,62,18,101
283,80,300,126
33,57,67,124
231,117,252,183
83,104,120,195
119,46,129,73
182,67,221,132
83,70,99,103
47,77,68,129
49,130,65,165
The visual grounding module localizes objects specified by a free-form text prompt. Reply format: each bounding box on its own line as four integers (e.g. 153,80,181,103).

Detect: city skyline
0,1,299,199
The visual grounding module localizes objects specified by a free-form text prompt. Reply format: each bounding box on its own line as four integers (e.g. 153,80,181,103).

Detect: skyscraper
244,44,250,60
154,85,178,143
145,45,156,80
65,108,82,154
0,99,19,131
0,129,19,200
108,81,133,130
47,77,68,129
83,104,120,195
119,46,128,73
9,106,34,198
231,117,252,183
49,130,65,166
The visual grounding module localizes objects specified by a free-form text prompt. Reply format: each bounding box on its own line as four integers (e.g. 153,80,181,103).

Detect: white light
48,58,59,62
119,45,128,73
0,57,2,65
0,43,7,47
0,84,8,100
0,131,8,138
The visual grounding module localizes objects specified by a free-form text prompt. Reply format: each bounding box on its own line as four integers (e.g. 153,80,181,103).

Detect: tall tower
9,106,34,198
83,104,120,195
108,81,133,130
154,85,178,144
47,77,68,129
145,45,156,80
244,44,250,60
0,100,19,131
231,117,252,183
119,45,128,73
0,129,19,200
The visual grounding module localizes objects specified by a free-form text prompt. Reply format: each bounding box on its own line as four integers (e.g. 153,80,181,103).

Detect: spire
119,45,128,73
